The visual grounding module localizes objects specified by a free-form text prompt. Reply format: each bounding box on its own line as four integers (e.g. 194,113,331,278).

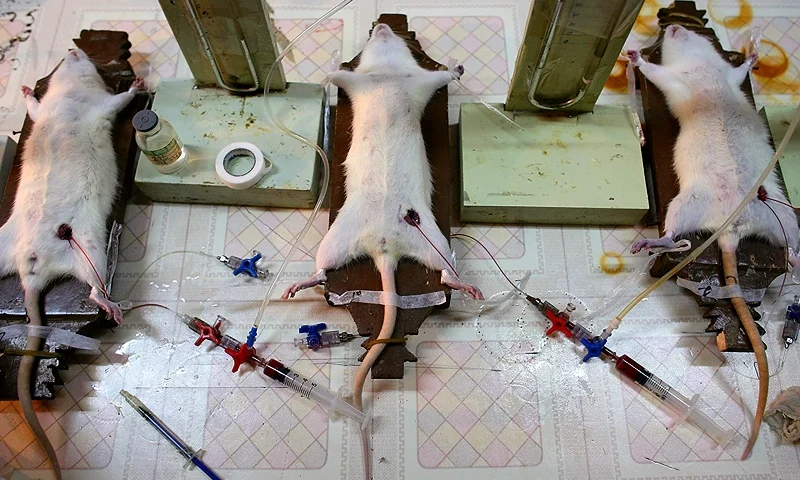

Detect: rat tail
18,287,62,480
718,233,767,460
354,254,397,479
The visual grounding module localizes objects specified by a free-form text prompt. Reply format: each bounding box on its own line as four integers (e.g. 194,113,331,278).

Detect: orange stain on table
605,59,628,93
751,40,789,79
743,40,800,94
708,0,752,29
633,0,662,36
600,252,625,275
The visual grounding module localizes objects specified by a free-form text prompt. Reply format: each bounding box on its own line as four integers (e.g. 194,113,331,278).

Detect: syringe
614,354,735,447
531,296,735,447
263,358,370,428
180,314,369,427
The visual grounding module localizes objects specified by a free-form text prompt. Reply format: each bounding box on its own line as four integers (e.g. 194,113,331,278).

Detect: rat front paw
21,85,33,98
130,77,145,93
625,50,643,66
746,52,759,69
451,64,465,79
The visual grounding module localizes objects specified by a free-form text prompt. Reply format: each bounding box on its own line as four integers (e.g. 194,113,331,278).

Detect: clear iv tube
606,103,800,335
250,0,353,344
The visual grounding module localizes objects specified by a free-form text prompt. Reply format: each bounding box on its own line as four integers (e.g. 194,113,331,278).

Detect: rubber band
327,290,446,308
364,337,407,349
1,349,64,360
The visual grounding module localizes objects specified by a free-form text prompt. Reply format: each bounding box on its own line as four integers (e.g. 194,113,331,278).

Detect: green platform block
134,79,324,208
460,103,649,225
765,106,800,209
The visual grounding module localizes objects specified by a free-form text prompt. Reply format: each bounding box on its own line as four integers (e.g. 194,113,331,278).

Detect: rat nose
372,23,391,37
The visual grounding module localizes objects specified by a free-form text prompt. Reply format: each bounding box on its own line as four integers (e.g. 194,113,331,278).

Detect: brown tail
18,288,62,479
353,256,397,479
720,248,767,460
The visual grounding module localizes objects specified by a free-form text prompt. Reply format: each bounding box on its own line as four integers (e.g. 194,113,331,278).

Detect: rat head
356,23,421,73
661,25,722,66
52,49,105,89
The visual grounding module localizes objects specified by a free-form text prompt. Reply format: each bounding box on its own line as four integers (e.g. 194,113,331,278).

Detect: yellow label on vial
142,139,182,166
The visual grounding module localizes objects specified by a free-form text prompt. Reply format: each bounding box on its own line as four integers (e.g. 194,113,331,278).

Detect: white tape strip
0,325,100,351
327,290,447,308
215,142,272,190
676,277,765,303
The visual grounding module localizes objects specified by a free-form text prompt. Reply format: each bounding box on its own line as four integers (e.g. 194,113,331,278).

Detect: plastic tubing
250,0,353,344
605,103,800,335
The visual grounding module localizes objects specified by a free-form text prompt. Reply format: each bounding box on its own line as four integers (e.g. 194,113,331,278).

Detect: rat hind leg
0,219,18,277
405,216,483,300
69,233,121,323
631,190,710,254
282,210,362,299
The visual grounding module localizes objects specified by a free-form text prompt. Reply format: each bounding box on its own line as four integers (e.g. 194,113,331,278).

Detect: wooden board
324,14,451,379
0,30,148,400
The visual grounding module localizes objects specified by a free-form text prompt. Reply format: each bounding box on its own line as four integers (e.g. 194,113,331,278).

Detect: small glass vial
133,110,187,174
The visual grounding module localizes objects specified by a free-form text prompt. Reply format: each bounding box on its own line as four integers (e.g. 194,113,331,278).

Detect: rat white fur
281,24,482,478
629,25,799,460
0,49,143,479
630,25,798,252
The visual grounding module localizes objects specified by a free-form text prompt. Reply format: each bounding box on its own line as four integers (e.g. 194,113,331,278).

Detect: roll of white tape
215,142,272,190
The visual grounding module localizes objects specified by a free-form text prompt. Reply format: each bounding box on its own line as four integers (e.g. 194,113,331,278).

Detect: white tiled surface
2,0,800,479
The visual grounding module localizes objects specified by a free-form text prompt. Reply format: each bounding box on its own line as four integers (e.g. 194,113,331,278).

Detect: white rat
281,23,483,478
629,24,799,459
0,49,143,479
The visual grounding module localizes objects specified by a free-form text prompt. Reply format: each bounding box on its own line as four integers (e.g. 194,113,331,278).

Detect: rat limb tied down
281,23,481,479
1,50,146,480
626,24,800,460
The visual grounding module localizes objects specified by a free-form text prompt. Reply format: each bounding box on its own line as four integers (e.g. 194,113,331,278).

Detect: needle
120,390,222,480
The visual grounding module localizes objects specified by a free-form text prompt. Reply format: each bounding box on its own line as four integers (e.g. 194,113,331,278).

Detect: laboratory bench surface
1,0,800,479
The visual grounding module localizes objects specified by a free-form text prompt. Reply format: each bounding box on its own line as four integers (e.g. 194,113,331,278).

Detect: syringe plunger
615,355,734,447
264,359,369,428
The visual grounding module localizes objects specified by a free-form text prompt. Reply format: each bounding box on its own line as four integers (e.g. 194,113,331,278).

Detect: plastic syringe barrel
264,359,369,427
615,355,734,447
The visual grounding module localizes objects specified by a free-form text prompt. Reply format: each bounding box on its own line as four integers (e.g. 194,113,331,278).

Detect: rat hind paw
441,271,484,300
90,289,123,324
281,270,327,299
630,234,683,254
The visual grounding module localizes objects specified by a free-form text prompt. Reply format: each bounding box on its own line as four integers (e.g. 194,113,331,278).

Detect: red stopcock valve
544,309,572,338
193,317,223,347
225,343,256,373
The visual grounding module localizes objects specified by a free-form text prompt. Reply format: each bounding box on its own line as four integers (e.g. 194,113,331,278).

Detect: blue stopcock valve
300,323,327,349
580,336,607,363
217,251,268,279
295,323,356,350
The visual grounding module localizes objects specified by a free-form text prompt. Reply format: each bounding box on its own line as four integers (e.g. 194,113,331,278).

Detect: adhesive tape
215,142,272,190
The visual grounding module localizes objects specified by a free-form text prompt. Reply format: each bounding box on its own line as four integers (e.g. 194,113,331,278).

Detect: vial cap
132,110,159,132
